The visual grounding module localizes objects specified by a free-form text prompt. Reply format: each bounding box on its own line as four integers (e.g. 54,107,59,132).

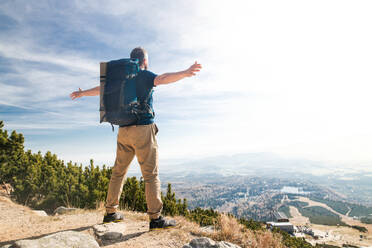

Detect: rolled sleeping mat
99,62,107,122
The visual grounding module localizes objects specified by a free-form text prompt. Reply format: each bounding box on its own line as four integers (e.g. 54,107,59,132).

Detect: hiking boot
149,216,177,230
103,212,124,223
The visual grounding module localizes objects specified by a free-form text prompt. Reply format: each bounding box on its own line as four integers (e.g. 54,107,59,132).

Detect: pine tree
122,176,146,211
179,198,188,216
162,183,179,216
0,121,26,185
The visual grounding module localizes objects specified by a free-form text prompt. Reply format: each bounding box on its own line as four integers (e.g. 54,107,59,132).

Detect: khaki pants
105,123,163,219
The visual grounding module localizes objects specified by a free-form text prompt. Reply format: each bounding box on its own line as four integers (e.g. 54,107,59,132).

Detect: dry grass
171,214,285,248
212,214,284,248
253,230,284,248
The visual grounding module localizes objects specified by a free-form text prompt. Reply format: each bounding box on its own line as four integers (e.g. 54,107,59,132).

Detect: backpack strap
143,88,155,117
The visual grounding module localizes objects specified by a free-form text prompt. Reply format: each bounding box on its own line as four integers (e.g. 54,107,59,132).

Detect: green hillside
310,196,372,218
299,206,347,226
309,197,349,215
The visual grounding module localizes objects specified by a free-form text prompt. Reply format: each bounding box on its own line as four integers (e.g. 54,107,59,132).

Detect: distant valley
155,152,372,206
158,172,372,247
138,153,372,247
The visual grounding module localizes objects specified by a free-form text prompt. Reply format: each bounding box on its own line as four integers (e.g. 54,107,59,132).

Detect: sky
1,0,372,171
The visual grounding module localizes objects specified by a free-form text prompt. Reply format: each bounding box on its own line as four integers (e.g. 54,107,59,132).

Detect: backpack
99,58,154,128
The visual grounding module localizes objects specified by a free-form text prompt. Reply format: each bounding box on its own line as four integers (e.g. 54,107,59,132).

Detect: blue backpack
99,58,153,128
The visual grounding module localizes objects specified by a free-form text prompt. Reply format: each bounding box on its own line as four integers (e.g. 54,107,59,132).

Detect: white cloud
143,0,372,165
1,0,372,166
0,42,97,73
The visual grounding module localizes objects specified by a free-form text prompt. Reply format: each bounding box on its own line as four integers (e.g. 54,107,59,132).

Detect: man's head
130,47,148,70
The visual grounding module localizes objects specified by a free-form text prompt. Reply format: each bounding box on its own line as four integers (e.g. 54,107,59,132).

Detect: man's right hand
70,88,84,100
184,61,202,77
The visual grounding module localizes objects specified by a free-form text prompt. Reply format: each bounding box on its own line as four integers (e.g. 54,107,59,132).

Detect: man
70,47,202,230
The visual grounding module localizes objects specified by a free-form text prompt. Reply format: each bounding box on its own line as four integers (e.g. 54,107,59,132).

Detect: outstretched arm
154,61,202,86
70,86,100,100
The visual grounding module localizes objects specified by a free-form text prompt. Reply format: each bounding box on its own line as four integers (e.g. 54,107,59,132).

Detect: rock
11,231,99,248
187,237,216,248
53,206,78,215
32,210,48,217
1,245,12,248
93,222,126,241
183,237,241,248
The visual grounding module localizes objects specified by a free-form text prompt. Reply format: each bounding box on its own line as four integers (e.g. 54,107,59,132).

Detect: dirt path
0,196,195,248
346,206,352,217
0,196,101,245
288,206,310,226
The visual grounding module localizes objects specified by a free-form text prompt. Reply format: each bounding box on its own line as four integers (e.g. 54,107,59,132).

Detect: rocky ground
0,194,244,248
0,195,201,247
